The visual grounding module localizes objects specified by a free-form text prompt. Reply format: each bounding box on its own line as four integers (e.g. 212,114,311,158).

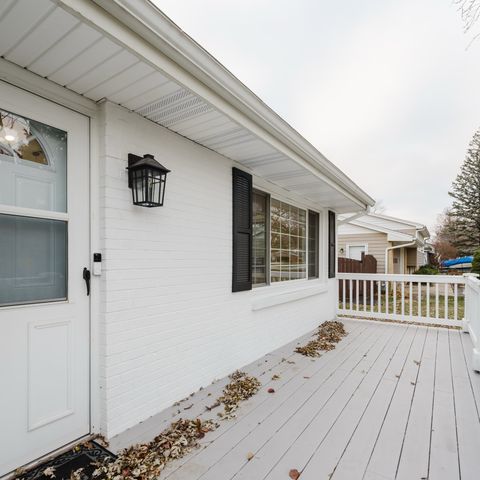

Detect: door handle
83,267,91,296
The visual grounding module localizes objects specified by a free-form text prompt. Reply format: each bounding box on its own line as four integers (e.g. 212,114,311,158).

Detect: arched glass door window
0,109,67,212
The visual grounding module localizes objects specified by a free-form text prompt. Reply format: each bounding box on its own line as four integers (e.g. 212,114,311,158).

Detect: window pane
270,199,307,283
0,109,67,212
308,211,319,279
0,214,67,306
253,191,267,285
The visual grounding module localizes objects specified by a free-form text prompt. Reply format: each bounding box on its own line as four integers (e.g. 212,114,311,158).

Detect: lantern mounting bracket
127,153,143,188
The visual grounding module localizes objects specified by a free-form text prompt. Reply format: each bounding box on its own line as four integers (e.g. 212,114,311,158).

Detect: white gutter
384,226,424,273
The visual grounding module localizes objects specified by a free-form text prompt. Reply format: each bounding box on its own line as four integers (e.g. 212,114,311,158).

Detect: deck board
362,325,428,480
429,328,460,480
110,319,480,480
449,329,480,480
268,324,416,480
394,327,437,480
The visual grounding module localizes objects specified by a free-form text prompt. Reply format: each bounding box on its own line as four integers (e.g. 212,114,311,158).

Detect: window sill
251,281,329,311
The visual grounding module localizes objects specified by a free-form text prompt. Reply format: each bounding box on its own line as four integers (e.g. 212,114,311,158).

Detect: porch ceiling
0,0,373,213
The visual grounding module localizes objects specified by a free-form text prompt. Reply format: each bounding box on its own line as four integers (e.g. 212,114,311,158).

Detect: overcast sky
153,0,480,233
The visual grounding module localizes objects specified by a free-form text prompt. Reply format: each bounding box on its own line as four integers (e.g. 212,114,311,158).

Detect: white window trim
251,181,325,290
346,243,368,260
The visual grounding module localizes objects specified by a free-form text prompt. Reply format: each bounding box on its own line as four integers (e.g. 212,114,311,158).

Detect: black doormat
17,441,116,480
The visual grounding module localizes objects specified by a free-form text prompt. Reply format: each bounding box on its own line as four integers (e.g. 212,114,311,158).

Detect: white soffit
0,0,371,212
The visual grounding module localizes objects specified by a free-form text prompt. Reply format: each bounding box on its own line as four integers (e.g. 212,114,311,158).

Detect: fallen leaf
414,360,421,366
205,401,221,411
42,466,56,478
246,451,254,461
289,468,301,479
267,388,275,393
303,376,311,379
183,404,193,410
272,374,280,380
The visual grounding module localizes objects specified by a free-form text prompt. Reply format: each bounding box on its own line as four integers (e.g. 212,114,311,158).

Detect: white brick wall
98,102,338,438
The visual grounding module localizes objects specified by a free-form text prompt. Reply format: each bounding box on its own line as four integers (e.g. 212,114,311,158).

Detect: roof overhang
348,220,417,243
0,0,374,212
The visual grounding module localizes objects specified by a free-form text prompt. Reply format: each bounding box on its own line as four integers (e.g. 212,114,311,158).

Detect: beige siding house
338,213,430,273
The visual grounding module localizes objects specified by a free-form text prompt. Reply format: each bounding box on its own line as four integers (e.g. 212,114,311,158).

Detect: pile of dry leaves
295,321,347,357
216,370,261,419
92,418,217,480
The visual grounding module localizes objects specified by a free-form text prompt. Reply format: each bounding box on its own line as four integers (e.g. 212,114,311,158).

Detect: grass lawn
339,294,464,321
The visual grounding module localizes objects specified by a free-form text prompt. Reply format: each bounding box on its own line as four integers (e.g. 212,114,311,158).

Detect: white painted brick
98,101,338,438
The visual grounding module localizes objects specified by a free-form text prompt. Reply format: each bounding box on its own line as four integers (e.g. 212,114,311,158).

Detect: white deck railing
337,273,465,328
337,272,480,371
464,274,480,371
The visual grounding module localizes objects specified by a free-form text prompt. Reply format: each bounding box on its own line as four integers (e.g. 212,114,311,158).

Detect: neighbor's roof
339,212,430,242
0,0,374,213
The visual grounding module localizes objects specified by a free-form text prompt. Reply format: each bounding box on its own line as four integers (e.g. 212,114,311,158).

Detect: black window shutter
328,210,336,278
232,167,253,292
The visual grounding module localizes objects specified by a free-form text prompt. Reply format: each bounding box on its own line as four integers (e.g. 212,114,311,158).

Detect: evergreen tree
472,249,480,274
448,129,480,255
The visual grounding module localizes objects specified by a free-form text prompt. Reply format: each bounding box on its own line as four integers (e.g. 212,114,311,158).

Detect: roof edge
90,0,375,208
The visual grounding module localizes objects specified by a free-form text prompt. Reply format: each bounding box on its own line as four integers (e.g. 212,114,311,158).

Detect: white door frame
0,60,103,453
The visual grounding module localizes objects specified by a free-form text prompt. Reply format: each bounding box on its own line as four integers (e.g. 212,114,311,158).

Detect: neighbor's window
271,198,307,283
252,191,268,285
308,210,319,279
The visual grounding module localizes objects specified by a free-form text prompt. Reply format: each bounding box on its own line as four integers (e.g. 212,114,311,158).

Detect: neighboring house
0,0,374,475
338,213,430,274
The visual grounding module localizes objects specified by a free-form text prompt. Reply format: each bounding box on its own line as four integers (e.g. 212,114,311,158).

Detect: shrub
414,264,439,275
472,249,480,274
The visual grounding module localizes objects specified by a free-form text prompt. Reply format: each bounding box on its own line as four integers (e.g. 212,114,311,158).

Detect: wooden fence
338,255,377,274
338,255,377,301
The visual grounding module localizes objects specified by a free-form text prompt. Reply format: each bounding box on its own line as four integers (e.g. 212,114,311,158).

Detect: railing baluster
454,283,458,322
444,282,449,320
418,282,421,318
393,281,397,315
370,280,374,313
401,281,405,316
409,281,413,317
355,279,360,312
342,279,346,310
435,283,439,319
386,281,389,315
378,280,381,313
426,282,430,320
349,279,353,312
363,280,367,311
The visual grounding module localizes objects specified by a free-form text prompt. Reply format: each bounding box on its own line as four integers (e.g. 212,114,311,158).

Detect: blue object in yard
441,256,473,268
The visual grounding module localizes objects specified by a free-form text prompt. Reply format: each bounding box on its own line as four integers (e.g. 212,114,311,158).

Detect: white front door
0,82,90,475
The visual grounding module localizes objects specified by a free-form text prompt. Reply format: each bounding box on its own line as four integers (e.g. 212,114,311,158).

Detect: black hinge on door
83,267,91,296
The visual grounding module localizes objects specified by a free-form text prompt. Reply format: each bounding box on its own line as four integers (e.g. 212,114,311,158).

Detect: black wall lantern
127,153,170,207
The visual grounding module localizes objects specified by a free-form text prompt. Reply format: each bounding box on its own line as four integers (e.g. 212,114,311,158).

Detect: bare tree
454,0,480,46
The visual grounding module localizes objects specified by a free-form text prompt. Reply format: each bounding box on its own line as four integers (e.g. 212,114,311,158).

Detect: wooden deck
110,319,480,480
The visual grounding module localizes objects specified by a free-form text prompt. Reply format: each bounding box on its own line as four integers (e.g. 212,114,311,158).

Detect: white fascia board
56,0,374,211
0,58,97,117
366,212,426,230
387,232,416,242
351,220,414,242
